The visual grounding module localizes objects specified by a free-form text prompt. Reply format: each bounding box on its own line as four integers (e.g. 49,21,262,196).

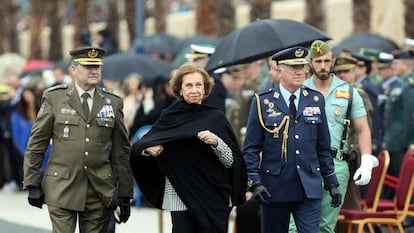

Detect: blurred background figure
121,72,143,134
94,28,119,56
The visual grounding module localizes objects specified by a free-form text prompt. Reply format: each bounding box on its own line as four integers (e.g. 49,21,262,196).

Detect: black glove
249,182,271,205
118,197,131,223
328,186,342,208
27,186,44,209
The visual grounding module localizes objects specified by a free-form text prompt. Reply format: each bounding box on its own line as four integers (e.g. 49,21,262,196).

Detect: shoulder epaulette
45,84,68,92
257,88,273,96
101,88,121,98
302,86,322,96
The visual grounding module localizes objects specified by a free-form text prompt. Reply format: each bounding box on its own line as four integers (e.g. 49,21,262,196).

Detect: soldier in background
333,50,374,233
352,53,382,156
359,48,383,91
383,49,414,198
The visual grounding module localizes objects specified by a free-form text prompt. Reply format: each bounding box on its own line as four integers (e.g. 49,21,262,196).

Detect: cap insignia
295,49,304,57
88,49,98,58
317,46,323,55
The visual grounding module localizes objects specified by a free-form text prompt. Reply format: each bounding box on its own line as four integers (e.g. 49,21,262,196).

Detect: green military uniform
384,71,414,177
228,64,263,146
23,47,133,233
289,41,369,233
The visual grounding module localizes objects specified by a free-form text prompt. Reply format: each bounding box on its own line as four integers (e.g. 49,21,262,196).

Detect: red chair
340,157,414,233
337,151,389,224
383,144,414,189
359,151,390,211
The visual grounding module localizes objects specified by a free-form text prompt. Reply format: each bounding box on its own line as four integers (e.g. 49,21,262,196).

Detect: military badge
335,90,350,99
263,98,270,105
302,89,309,96
273,92,280,99
303,107,321,116
334,106,342,116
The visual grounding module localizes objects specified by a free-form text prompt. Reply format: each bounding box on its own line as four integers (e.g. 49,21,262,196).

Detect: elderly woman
130,62,246,233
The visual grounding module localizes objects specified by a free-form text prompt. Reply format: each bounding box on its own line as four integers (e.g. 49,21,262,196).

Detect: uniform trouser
262,199,321,233
48,184,112,233
288,158,349,233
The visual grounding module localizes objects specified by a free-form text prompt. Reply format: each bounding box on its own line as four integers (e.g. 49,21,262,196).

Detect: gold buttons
54,172,58,176
85,138,89,142
84,152,89,156
86,124,91,128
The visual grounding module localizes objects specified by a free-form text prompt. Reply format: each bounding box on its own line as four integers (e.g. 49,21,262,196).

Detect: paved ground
0,190,174,233
0,190,237,233
4,190,414,233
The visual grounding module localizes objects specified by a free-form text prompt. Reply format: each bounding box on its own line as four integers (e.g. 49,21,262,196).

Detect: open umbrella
205,19,331,72
144,32,181,55
21,59,53,77
333,32,400,56
101,53,173,83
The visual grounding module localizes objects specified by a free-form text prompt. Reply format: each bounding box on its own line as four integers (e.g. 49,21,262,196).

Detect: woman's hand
197,130,218,147
144,145,164,157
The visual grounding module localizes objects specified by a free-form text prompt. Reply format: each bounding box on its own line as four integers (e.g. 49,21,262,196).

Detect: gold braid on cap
255,93,290,162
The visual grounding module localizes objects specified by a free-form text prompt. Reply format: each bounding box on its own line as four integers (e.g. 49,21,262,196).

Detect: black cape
130,101,247,233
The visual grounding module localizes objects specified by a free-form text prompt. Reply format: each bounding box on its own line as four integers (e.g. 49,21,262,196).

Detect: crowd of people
0,31,413,233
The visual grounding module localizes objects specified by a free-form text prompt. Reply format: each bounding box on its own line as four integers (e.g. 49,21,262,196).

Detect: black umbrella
101,53,173,83
144,32,181,55
205,19,331,72
333,32,399,56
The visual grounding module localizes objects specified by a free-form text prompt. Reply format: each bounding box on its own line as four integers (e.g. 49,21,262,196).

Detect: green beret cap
309,40,332,59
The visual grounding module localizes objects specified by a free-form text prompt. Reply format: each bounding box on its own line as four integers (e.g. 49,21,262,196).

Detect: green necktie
82,93,90,118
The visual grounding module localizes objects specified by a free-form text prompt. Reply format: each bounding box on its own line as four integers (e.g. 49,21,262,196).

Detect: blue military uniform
243,46,339,233
244,87,338,198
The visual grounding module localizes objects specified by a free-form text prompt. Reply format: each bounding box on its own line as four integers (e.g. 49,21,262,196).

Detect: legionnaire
243,46,341,233
383,49,414,198
292,40,378,233
23,46,134,233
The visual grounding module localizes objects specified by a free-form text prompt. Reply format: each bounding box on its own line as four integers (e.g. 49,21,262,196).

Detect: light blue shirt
303,74,366,151
279,85,300,111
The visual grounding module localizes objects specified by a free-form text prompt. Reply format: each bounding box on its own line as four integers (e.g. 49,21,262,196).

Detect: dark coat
130,101,247,233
